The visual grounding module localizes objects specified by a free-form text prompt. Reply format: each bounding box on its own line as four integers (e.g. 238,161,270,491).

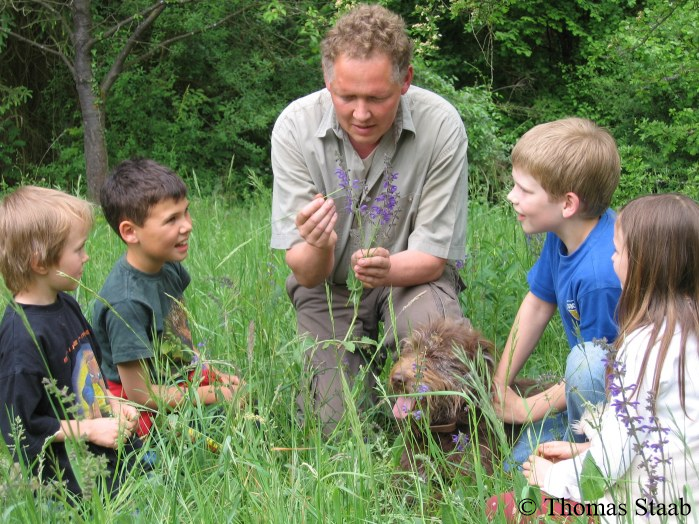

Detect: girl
490,194,699,523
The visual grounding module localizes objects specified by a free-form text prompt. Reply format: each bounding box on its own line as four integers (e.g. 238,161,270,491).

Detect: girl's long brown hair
615,194,699,413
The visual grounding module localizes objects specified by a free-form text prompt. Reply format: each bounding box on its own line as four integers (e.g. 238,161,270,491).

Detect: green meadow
0,185,571,523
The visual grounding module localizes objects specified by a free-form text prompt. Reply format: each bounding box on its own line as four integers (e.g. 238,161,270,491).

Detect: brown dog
389,317,540,477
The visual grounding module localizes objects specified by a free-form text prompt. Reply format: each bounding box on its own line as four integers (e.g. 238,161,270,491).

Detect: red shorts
486,492,597,523
107,368,219,437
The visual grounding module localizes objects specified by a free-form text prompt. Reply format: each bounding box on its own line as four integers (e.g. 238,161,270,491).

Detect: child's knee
565,342,607,384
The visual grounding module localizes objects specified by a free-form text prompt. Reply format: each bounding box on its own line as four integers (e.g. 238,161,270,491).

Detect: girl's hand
113,402,139,432
522,454,553,488
84,417,135,449
537,440,590,461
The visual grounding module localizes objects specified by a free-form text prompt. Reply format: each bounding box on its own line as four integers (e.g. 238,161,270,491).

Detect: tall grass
0,188,570,523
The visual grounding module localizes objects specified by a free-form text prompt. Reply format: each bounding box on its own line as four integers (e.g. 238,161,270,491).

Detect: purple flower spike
451,431,470,452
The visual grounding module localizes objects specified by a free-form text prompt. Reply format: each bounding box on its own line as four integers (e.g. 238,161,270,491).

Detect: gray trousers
286,266,466,434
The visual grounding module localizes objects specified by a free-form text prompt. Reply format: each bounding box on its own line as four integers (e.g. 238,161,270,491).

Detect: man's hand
351,247,391,288
295,194,338,249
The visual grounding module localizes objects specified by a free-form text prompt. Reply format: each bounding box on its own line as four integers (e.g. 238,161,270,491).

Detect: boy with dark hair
93,158,241,437
0,186,139,495
492,117,622,464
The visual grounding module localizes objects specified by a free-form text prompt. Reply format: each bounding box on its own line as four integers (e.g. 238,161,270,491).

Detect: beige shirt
270,85,468,284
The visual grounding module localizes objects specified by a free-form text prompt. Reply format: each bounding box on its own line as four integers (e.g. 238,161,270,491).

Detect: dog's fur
389,317,544,477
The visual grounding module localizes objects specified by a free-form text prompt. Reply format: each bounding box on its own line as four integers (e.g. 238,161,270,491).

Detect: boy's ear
118,220,140,245
29,254,49,275
561,192,581,219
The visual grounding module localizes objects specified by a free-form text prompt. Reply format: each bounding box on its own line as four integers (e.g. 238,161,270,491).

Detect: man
271,4,468,432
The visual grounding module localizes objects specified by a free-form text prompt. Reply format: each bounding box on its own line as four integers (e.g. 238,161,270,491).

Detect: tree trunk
72,0,108,201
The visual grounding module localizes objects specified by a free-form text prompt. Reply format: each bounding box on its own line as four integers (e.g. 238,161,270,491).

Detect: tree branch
35,0,73,35
99,2,167,95
0,27,75,76
125,8,246,69
95,0,168,43
627,0,687,55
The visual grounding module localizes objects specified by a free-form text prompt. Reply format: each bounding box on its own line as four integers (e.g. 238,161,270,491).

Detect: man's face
325,53,412,158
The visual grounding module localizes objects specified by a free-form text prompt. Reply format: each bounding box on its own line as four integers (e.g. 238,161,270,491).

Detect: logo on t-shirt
73,344,110,418
566,299,580,322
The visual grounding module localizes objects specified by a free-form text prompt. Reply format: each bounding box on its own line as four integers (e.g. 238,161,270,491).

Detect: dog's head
388,318,495,426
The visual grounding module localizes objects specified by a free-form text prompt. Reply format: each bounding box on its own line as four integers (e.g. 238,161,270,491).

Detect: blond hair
511,118,620,218
321,4,413,83
0,186,94,294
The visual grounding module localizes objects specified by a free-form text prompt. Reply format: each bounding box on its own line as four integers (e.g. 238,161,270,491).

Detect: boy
492,118,622,464
0,186,139,495
92,158,241,437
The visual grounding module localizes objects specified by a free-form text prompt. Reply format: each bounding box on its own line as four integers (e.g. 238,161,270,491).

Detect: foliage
413,60,508,202
568,0,699,204
2,0,697,203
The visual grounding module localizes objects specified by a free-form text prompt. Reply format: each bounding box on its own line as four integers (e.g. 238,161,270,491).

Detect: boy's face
507,167,564,235
128,198,192,273
611,221,628,287
47,221,90,293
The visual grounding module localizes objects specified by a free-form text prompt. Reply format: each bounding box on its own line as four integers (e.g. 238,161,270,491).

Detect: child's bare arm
492,292,556,423
537,440,590,461
117,360,239,409
53,415,137,449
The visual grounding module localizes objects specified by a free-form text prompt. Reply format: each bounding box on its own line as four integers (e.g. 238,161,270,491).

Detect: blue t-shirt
527,209,621,348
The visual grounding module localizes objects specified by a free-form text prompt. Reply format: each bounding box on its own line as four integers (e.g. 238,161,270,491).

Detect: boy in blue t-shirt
492,118,622,464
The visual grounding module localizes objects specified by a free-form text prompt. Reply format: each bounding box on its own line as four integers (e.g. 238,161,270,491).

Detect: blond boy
493,118,622,464
0,186,139,494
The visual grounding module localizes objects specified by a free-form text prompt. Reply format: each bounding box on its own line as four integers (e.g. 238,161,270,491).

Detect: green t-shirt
92,256,195,385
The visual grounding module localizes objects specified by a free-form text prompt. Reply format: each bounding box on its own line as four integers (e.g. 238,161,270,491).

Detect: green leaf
391,432,405,468
580,453,606,501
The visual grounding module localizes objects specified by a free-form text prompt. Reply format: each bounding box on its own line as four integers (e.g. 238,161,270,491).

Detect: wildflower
336,155,402,308
412,410,422,421
605,346,671,503
335,155,401,255
451,431,470,452
417,384,430,394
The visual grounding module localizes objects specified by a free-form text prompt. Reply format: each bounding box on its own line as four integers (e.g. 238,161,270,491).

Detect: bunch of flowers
336,156,401,307
606,352,671,503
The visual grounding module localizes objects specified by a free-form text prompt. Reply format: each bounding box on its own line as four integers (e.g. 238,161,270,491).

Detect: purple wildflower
417,384,430,394
412,410,422,421
604,337,671,504
451,431,470,452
